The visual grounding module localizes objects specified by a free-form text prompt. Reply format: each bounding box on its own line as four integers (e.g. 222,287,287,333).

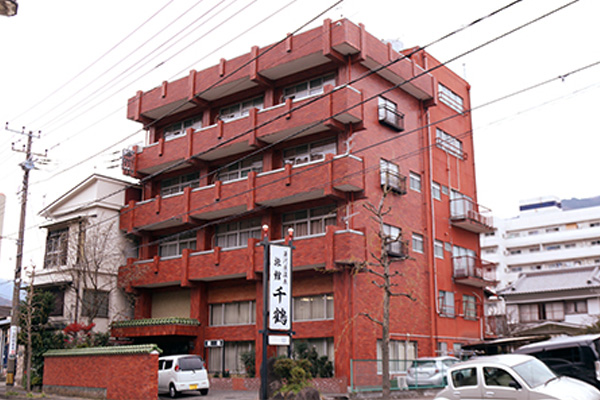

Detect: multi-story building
481,196,600,289
481,196,600,336
37,174,136,332
112,19,494,383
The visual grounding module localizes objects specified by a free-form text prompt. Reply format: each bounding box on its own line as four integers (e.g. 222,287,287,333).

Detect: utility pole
5,123,44,386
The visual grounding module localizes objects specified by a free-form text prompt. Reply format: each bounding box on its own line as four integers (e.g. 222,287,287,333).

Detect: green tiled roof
44,344,162,357
112,317,200,328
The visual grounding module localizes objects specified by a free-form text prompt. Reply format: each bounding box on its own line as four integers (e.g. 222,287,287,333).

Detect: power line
8,1,584,255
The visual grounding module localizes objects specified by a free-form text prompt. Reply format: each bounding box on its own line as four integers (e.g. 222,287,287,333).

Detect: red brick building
112,18,495,384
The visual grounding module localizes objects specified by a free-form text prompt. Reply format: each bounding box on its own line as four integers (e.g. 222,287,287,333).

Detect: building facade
481,196,600,336
37,174,136,332
112,19,494,382
481,196,600,289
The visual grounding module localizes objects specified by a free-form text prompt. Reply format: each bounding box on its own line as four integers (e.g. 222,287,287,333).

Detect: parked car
158,355,210,398
434,353,600,400
406,356,459,387
515,334,600,389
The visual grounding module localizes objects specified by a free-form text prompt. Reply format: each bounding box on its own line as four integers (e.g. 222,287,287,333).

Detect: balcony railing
378,103,405,131
381,171,407,195
120,154,364,233
450,197,494,234
452,255,497,288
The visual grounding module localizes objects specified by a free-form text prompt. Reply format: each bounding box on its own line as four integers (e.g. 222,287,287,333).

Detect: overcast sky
0,0,598,280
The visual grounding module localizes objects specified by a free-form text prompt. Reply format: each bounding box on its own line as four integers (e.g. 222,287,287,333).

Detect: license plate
190,384,198,390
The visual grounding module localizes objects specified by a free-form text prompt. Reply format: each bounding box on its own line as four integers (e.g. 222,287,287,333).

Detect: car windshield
512,358,556,388
179,356,205,371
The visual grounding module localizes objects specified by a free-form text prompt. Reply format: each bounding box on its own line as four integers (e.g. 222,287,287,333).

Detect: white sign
269,244,291,331
268,335,291,346
204,339,224,347
8,326,17,358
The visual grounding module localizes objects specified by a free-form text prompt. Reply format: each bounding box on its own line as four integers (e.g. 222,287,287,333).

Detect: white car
406,356,459,387
434,354,600,400
158,355,210,398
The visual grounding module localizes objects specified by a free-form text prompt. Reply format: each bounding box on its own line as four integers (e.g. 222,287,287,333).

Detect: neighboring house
481,195,600,290
479,195,600,337
112,19,495,383
36,174,137,332
498,266,600,336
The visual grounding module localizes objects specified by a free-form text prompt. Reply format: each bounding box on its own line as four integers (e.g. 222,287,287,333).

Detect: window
412,233,424,254
409,172,421,192
292,338,335,364
219,96,264,122
379,159,406,194
208,341,254,374
47,287,65,317
283,138,336,166
159,231,197,257
209,301,256,326
566,300,587,314
432,182,441,200
377,339,417,374
163,116,202,140
483,367,518,388
592,240,600,246
543,302,564,321
434,240,444,259
463,295,476,320
545,244,561,251
160,172,200,196
378,97,404,131
441,185,449,195
215,218,261,249
452,367,477,387
519,304,539,322
283,74,335,101
293,294,333,321
444,242,452,252
282,205,336,238
438,83,464,113
439,290,455,317
436,128,463,158
44,227,69,268
546,227,559,233
215,156,263,183
383,224,405,257
82,289,109,318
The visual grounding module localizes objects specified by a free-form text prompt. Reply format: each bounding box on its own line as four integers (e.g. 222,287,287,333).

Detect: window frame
82,289,109,318
282,73,336,102
160,172,200,197
412,233,424,254
378,96,405,131
283,138,337,166
159,231,197,258
44,227,69,269
215,218,262,249
215,155,263,183
436,128,463,158
293,294,334,321
439,290,455,318
219,96,264,122
209,300,256,326
409,172,422,192
462,294,477,320
282,205,337,239
438,83,464,113
163,116,202,141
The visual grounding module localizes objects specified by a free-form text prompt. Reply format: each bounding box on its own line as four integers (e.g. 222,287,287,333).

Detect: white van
158,355,210,398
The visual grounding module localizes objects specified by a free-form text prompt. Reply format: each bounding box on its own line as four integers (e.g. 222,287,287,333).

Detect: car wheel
169,384,178,398
200,389,209,396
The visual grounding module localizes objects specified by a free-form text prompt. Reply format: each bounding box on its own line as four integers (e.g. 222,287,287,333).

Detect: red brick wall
43,353,158,400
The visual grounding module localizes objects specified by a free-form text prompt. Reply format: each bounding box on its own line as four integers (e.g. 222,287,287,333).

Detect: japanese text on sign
269,244,291,331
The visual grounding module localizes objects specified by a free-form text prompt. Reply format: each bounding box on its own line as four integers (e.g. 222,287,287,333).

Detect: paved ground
0,381,437,400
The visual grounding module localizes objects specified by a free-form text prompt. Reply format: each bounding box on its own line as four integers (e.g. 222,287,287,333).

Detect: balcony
118,227,366,289
120,154,364,233
450,197,494,234
125,85,363,177
127,19,434,125
452,255,497,288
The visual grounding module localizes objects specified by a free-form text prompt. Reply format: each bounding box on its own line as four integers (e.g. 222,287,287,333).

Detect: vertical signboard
268,244,291,331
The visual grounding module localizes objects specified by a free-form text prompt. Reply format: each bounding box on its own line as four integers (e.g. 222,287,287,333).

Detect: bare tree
65,218,129,326
355,188,414,398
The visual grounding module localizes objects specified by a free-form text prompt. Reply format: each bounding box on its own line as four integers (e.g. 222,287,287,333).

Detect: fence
350,359,454,392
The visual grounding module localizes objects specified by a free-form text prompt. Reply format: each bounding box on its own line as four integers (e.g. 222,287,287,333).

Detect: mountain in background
562,196,600,211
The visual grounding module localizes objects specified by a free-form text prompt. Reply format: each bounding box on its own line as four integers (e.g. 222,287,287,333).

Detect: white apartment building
36,174,136,332
481,196,600,290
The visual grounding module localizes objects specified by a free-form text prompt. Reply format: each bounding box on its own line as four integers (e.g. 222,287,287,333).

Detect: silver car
158,355,210,398
406,356,459,387
434,354,600,400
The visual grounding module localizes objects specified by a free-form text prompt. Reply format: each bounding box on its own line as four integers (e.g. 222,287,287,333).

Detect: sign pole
260,225,270,400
